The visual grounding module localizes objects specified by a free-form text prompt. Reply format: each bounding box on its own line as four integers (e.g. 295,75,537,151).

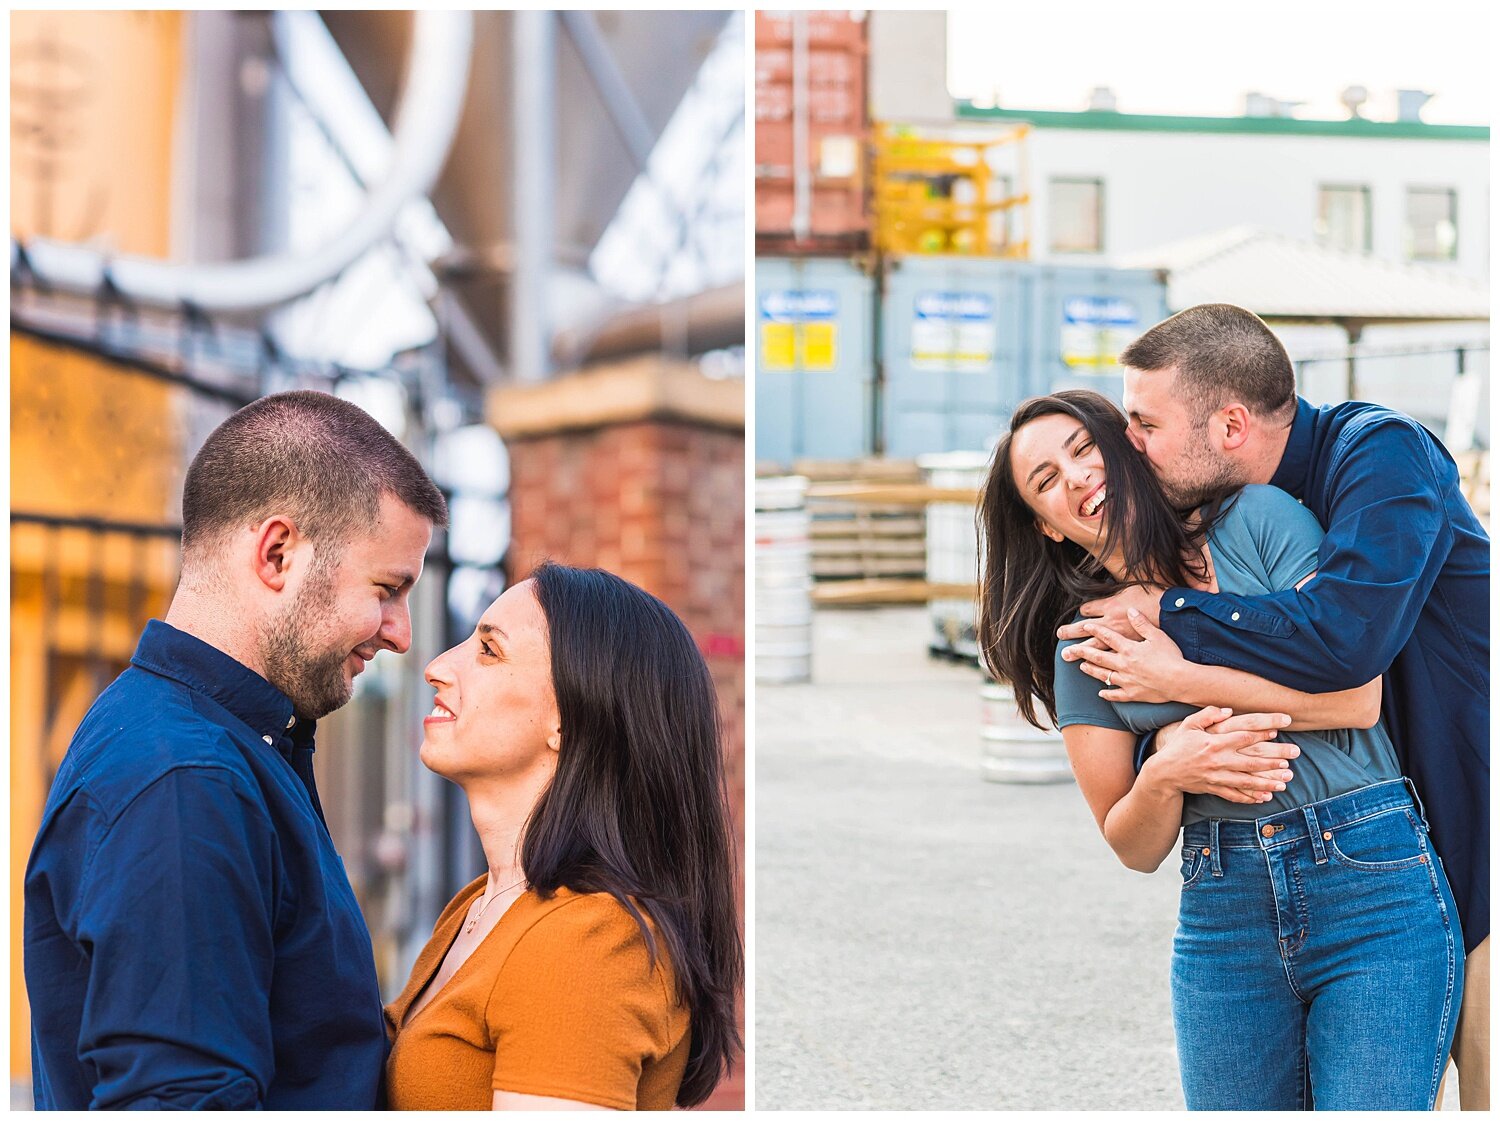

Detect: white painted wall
1002,126,1489,279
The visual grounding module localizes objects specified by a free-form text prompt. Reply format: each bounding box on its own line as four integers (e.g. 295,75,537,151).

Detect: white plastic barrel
755,476,813,684
979,679,1074,784
917,451,992,661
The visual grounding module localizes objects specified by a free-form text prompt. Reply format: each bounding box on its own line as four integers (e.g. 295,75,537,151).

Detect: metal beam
558,11,656,173
511,12,555,383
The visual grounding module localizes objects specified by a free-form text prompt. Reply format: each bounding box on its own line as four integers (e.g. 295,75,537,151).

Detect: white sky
948,2,1491,124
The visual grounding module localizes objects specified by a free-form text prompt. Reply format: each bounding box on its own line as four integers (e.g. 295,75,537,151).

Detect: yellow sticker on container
761,322,796,371
800,322,837,371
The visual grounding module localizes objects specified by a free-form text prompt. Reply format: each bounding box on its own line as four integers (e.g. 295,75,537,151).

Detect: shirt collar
1268,395,1317,500
131,619,309,750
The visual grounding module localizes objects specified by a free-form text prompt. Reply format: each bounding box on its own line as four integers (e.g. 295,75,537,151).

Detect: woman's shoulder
1212,484,1321,543
1217,483,1305,523
506,889,670,973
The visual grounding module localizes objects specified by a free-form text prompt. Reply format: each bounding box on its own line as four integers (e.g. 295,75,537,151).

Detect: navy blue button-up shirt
1160,397,1489,951
24,620,388,1109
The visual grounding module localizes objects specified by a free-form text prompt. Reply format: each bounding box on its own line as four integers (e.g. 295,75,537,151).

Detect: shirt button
1175,597,1186,607
1231,611,1241,621
1260,824,1276,837
263,735,274,745
286,715,296,729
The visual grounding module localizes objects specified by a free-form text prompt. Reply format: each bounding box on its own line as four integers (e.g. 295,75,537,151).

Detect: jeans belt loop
1304,805,1329,864
1209,819,1223,877
1402,776,1429,828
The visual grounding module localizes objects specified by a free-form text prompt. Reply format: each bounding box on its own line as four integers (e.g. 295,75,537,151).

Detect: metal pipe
511,12,556,384
790,12,811,243
9,11,473,313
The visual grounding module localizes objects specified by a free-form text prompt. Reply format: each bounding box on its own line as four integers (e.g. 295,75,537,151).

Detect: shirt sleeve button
1231,611,1241,621
1175,597,1186,608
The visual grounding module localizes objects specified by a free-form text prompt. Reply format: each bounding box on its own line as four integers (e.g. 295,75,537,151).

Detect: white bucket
979,679,1074,784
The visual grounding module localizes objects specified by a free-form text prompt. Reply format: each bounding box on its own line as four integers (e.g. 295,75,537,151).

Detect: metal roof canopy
1117,226,1489,324
1116,226,1489,398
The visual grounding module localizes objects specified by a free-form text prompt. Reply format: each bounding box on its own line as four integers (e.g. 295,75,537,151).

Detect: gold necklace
463,877,526,935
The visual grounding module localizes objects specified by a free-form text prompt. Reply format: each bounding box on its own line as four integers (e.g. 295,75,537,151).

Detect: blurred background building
753,9,1487,669
755,9,1488,468
11,10,745,1107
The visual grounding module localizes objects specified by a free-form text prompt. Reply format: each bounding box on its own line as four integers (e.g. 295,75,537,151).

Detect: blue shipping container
755,257,875,465
879,257,1169,457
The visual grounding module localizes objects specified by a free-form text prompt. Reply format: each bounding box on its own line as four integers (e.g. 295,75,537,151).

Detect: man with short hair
25,390,448,1109
1059,303,1489,1108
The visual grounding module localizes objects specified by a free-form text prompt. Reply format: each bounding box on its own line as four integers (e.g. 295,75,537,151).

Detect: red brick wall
506,417,746,1110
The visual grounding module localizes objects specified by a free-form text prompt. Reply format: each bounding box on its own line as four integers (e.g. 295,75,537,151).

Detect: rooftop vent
1397,89,1434,123
1087,86,1117,112
1244,91,1303,118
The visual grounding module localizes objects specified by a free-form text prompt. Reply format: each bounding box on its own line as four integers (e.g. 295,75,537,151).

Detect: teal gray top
1053,485,1401,826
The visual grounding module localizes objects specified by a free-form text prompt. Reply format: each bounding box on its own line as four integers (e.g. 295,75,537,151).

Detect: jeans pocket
1180,844,1210,887
1325,808,1429,872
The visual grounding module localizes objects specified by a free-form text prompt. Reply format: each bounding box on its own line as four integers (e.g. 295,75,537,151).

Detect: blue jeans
1171,780,1462,1110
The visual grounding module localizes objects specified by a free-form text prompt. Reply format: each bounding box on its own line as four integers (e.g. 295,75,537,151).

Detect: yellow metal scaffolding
872,121,1032,258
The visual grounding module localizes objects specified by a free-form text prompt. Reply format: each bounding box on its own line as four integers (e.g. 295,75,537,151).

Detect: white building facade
957,105,1488,279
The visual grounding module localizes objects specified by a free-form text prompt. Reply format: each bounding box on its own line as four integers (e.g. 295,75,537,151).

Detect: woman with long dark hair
977,390,1461,1110
384,563,741,1110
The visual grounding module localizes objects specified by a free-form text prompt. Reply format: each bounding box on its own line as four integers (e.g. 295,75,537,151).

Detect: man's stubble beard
1158,439,1244,510
258,559,355,720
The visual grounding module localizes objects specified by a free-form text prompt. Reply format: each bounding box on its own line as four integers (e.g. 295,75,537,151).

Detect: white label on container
1062,295,1139,373
911,291,995,372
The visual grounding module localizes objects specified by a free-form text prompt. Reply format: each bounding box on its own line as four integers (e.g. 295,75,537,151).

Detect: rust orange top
384,877,690,1111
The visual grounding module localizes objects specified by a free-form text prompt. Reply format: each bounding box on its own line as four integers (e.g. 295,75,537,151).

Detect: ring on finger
1105,671,1114,687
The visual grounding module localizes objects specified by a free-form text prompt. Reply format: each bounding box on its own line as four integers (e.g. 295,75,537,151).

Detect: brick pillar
489,356,745,1109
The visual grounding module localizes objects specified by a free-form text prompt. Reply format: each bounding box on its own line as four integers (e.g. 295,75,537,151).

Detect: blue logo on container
915,292,994,321
1064,296,1137,327
760,290,838,322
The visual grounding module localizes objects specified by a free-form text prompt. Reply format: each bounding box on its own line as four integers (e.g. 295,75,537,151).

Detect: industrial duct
9,11,473,314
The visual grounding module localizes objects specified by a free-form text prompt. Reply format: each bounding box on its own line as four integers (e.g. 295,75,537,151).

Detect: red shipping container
754,11,870,249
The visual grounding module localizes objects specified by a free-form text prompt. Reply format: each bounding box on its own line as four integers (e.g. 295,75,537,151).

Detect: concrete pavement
754,606,1460,1110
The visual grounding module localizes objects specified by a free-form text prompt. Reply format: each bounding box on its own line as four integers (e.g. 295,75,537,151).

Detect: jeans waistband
1182,779,1418,853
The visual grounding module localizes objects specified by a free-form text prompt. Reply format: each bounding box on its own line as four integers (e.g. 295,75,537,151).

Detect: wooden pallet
774,460,930,583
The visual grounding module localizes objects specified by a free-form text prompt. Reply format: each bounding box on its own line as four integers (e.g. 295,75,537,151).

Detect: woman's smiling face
1008,412,1110,550
419,579,561,786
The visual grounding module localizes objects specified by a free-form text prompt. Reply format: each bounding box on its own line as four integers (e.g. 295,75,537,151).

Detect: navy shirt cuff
1162,587,1295,640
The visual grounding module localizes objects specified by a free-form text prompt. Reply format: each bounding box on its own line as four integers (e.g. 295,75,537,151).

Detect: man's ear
1217,403,1253,452
253,516,300,592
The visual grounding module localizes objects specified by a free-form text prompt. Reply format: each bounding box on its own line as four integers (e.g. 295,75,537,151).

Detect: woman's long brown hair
976,390,1222,728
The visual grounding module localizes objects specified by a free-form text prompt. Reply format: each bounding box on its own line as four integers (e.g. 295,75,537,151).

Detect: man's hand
1062,608,1190,704
1144,706,1300,805
1056,584,1164,642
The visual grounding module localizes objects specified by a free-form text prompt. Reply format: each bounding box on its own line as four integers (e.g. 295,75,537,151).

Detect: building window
1049,178,1103,254
1315,184,1371,253
1406,187,1458,261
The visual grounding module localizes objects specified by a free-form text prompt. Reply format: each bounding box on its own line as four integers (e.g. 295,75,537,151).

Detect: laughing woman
976,390,1461,1110
384,563,742,1111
